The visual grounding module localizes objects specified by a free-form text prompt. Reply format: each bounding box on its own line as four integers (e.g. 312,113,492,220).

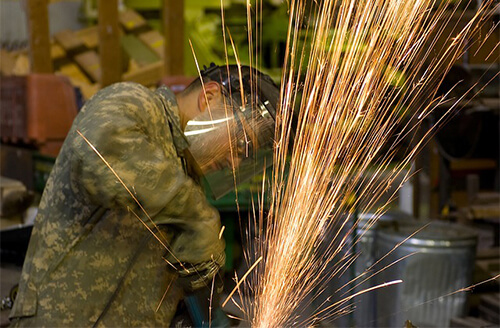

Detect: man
10,64,279,327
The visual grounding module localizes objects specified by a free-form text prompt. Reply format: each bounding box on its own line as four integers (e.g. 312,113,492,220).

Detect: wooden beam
162,0,184,76
98,0,121,87
26,0,53,73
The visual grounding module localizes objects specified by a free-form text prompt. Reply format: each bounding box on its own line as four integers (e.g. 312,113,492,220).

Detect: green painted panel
121,34,160,66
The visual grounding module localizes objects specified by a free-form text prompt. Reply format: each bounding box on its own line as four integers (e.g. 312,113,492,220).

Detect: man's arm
70,83,225,268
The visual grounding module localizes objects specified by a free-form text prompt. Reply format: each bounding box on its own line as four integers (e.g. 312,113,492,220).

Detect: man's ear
198,81,222,112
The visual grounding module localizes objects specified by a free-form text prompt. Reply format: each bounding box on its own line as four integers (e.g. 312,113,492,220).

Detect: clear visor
184,99,275,199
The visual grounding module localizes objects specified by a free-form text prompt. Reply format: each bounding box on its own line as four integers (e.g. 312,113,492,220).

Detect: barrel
351,210,414,327
315,210,414,327
374,221,477,327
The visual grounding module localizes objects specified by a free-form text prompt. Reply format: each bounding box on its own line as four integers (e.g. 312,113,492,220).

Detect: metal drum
374,221,477,327
315,210,414,327
351,210,414,327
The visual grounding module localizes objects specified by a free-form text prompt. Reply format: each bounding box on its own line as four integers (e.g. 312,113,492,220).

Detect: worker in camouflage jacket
10,64,279,327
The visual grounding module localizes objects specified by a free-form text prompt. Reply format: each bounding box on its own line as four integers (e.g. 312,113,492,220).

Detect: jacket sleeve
70,83,225,265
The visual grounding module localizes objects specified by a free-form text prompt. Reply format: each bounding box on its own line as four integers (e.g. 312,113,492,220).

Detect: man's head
176,64,280,198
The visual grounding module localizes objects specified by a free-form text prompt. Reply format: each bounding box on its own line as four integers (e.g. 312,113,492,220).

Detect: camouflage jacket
10,83,225,327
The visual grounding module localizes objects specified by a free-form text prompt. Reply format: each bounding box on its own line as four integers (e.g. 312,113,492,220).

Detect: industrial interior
0,0,499,327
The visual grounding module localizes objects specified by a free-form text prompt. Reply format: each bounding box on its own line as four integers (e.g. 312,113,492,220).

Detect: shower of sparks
223,256,263,307
209,274,216,328
219,226,226,239
314,279,404,319
214,0,500,327
156,276,175,312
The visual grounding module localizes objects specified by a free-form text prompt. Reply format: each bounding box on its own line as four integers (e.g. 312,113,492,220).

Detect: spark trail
228,0,499,327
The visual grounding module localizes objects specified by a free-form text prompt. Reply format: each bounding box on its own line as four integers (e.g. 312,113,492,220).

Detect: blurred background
0,0,499,327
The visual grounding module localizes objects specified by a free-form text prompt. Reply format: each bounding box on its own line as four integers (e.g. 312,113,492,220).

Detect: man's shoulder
154,85,177,105
80,82,164,119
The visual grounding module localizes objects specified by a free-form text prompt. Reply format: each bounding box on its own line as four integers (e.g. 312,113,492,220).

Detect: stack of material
461,192,500,221
120,9,165,87
476,247,500,285
0,176,34,230
0,74,78,156
479,294,500,325
458,192,500,252
449,294,499,327
54,27,100,99
0,9,166,100
449,316,497,327
0,177,27,219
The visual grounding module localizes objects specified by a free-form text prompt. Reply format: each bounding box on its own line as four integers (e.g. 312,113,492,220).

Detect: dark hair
183,63,280,119
181,75,211,95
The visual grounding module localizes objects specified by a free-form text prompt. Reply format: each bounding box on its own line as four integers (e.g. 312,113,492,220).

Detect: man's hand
174,251,225,290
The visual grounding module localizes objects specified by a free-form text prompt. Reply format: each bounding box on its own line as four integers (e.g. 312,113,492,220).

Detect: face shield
184,64,279,199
